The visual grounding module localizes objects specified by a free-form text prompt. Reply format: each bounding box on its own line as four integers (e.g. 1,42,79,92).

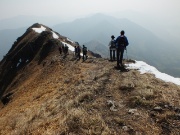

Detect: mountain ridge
1,14,180,77
0,23,180,134
0,23,100,98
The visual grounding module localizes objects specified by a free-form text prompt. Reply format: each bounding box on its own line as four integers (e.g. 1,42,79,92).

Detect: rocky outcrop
0,23,60,99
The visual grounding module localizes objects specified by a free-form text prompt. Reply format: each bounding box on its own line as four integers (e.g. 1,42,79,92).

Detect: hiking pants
110,48,115,61
110,49,112,60
83,52,87,60
116,47,124,66
112,49,115,60
77,53,81,60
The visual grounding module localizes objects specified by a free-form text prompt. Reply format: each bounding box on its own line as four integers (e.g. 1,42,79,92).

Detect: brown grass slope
0,24,180,135
0,50,180,135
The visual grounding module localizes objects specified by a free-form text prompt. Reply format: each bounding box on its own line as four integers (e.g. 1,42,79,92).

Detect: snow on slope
32,25,83,55
51,31,59,39
127,61,180,85
32,26,46,33
32,25,59,39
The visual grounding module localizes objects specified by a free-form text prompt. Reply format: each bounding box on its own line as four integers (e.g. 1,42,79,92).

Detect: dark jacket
114,35,129,48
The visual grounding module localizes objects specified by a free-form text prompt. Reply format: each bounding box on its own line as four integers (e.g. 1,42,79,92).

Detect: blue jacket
114,35,129,48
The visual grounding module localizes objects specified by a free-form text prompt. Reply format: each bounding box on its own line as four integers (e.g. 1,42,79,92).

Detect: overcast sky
0,0,180,22
0,0,180,40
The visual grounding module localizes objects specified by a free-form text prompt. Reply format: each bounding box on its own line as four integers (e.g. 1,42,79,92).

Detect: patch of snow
32,26,46,33
66,38,74,43
126,61,180,85
32,26,59,39
52,31,59,39
62,41,83,56
62,41,74,51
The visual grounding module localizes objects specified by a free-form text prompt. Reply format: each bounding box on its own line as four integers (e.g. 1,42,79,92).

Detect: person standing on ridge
64,44,69,55
82,45,88,61
108,35,116,61
74,46,78,57
58,41,64,55
115,30,129,68
58,45,62,55
76,46,81,60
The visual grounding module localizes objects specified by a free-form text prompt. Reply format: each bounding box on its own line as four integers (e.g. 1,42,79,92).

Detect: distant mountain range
83,40,108,58
0,27,26,59
0,13,180,77
53,13,180,77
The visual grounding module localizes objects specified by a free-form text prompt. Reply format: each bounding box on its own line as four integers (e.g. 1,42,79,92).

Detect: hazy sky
0,0,180,40
0,0,180,22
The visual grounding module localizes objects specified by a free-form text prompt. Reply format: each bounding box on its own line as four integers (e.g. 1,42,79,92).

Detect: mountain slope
0,53,180,134
53,13,180,77
84,40,109,58
0,24,180,134
0,23,100,98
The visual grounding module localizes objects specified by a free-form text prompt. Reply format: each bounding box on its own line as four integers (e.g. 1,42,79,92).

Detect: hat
111,35,115,39
121,30,125,35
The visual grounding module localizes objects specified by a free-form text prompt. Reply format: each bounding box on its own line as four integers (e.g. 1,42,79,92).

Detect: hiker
115,30,129,68
62,44,65,53
74,46,78,57
76,46,81,60
59,46,62,54
82,45,88,61
64,44,69,55
58,41,63,55
108,35,116,61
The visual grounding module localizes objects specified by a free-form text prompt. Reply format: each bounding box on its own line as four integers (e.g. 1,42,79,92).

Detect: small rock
122,126,128,131
122,126,134,133
128,109,137,114
153,106,162,112
134,112,140,116
107,100,118,112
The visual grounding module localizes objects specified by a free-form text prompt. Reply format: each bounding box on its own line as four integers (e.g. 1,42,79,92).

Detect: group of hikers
58,30,129,68
58,42,88,61
108,30,129,69
58,44,69,55
74,45,88,61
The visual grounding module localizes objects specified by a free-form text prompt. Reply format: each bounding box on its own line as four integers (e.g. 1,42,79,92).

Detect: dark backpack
118,36,126,47
77,47,81,53
83,47,87,53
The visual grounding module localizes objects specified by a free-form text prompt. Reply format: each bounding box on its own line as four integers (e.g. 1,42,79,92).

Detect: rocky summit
0,24,179,135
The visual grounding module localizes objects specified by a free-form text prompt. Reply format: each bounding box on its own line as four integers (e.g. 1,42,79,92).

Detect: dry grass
0,53,180,135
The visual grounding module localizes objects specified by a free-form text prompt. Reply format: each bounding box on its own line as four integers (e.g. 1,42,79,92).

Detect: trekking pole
126,48,128,60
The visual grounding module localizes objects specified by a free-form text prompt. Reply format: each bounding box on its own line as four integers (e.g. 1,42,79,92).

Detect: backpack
110,40,116,48
77,47,81,53
83,47,87,52
118,36,126,47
